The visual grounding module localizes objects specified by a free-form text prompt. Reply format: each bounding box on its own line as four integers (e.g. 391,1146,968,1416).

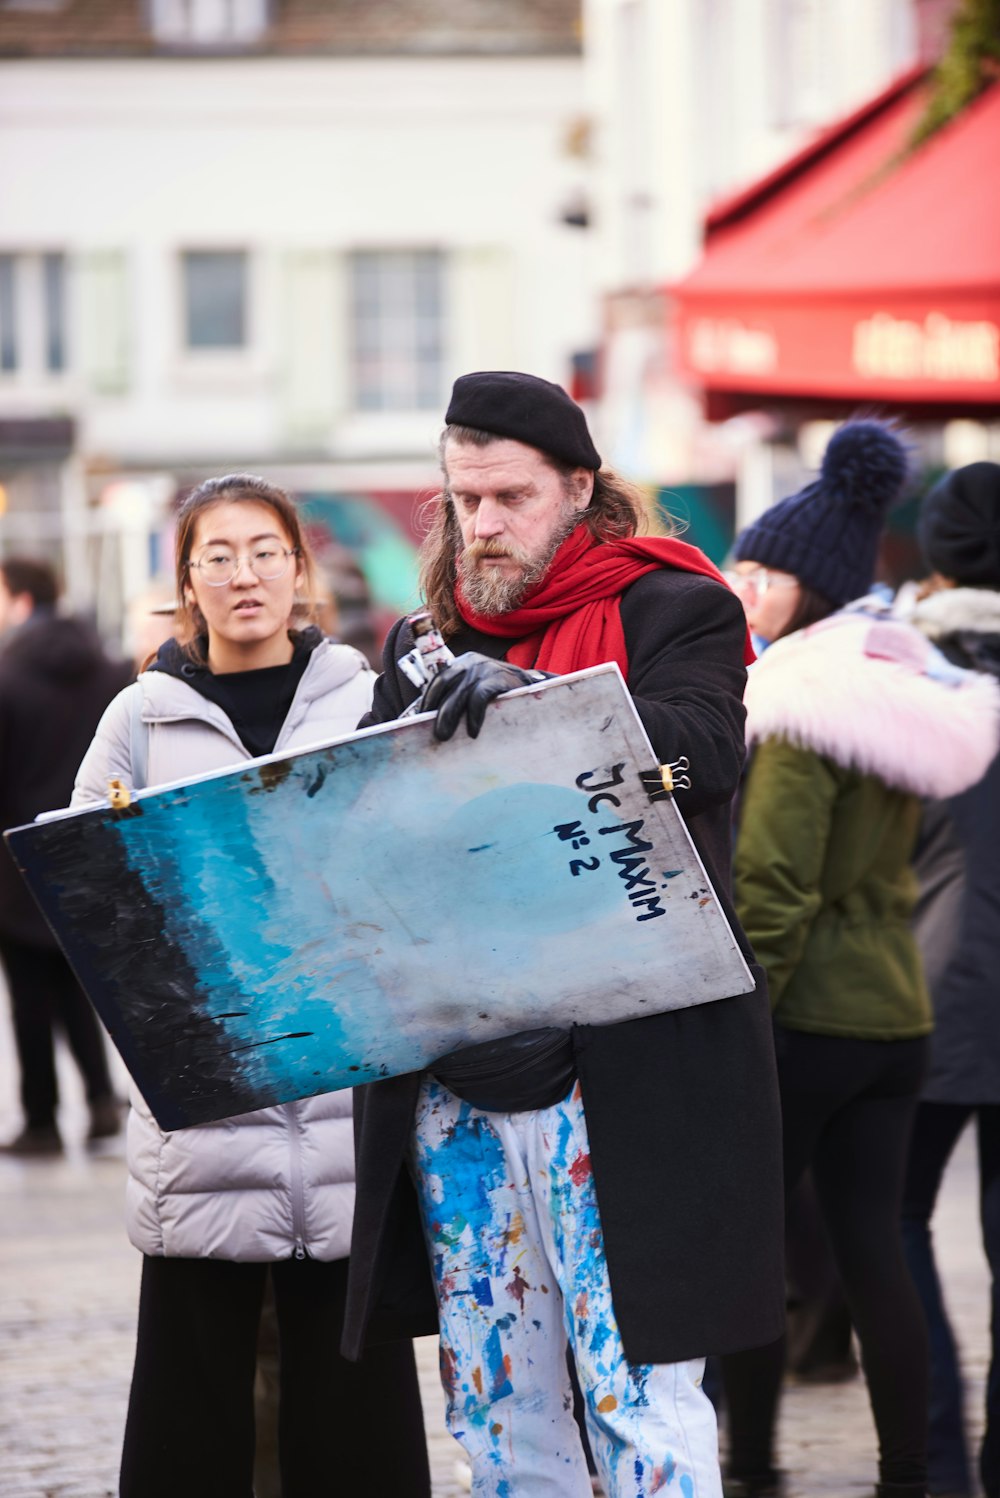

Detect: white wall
0,55,594,467
582,0,919,487
584,0,918,293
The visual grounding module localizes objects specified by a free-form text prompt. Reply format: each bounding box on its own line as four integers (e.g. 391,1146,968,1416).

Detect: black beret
918,461,1000,588
444,371,601,471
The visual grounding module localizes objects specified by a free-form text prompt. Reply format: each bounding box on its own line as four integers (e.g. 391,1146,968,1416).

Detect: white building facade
584,0,919,293
0,1,592,629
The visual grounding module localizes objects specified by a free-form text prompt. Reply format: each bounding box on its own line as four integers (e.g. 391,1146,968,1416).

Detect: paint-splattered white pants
411,1077,722,1498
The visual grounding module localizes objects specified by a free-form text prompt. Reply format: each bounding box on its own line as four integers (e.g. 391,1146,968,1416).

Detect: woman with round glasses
722,566,821,654
73,473,431,1498
719,424,999,1498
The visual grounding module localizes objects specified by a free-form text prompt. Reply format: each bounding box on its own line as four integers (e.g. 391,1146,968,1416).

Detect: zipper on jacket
284,1103,308,1259
274,647,324,752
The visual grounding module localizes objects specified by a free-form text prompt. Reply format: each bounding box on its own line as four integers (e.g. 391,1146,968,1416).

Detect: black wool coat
342,567,785,1365
910,597,1000,1105
0,612,132,947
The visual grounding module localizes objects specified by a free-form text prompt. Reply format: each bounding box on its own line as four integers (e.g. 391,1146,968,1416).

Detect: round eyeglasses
187,547,299,588
722,567,799,603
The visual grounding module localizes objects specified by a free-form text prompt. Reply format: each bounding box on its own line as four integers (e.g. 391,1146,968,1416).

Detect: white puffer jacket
72,639,376,1261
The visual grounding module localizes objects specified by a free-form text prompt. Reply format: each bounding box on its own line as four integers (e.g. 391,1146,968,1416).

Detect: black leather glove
419,653,549,740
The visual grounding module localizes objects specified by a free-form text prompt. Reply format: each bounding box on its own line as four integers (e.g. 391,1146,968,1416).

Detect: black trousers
902,1101,1000,1498
119,1254,431,1498
0,936,114,1127
722,1027,930,1489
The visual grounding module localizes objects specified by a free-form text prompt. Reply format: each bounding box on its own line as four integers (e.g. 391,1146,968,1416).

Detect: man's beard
457,506,582,616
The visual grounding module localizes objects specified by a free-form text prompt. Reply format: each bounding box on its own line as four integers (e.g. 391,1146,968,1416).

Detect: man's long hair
419,425,651,637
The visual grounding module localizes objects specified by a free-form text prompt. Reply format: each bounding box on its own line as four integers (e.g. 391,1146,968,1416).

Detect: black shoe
86,1096,123,1144
0,1123,63,1157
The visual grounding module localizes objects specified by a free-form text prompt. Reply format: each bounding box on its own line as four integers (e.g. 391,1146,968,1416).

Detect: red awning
672,70,1000,408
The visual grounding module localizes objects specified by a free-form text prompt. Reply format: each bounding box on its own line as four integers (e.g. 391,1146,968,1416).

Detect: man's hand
419,653,547,740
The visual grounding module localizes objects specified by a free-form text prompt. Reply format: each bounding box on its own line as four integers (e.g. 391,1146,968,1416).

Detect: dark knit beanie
918,461,1000,588
445,371,601,470
732,420,908,606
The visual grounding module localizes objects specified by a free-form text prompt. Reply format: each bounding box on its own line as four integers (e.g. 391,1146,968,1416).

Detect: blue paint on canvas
6,667,754,1127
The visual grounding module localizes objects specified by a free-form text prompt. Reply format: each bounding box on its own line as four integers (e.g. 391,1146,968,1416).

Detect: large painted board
6,665,753,1129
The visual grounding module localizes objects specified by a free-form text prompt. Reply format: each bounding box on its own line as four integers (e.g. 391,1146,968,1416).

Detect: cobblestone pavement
0,1027,990,1497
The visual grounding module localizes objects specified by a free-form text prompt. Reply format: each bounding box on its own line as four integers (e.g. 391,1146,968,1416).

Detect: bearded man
343,372,783,1498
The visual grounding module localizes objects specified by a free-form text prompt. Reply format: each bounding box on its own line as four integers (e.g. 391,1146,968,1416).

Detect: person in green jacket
718,422,1000,1498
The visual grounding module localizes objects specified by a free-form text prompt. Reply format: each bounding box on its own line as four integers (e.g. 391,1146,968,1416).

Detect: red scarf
455,527,755,674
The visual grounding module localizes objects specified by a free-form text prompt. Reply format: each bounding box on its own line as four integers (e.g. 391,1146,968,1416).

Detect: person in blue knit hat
729,418,911,641
719,422,1000,1498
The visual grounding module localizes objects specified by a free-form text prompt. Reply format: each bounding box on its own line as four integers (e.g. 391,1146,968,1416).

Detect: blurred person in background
124,575,179,674
900,461,1000,1498
72,474,430,1498
313,539,381,667
0,555,131,1158
720,423,1000,1498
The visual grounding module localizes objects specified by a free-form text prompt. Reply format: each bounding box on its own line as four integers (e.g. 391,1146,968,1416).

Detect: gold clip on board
639,757,692,801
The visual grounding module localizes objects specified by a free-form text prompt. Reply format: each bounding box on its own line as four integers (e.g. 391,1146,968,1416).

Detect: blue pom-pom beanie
732,420,909,606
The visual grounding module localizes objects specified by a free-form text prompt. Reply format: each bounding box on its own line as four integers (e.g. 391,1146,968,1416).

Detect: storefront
673,66,1000,417
670,67,1000,560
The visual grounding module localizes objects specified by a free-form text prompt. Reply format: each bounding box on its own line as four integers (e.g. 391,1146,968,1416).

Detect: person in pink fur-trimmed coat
717,422,1000,1498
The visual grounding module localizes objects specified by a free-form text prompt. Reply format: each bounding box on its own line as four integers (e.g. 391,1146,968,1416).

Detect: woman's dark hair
175,473,318,662
417,426,657,637
775,582,837,640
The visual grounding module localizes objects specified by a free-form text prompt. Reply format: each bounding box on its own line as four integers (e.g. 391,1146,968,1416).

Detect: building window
42,253,66,373
350,250,445,412
0,252,68,377
0,256,16,372
150,0,269,46
182,250,247,350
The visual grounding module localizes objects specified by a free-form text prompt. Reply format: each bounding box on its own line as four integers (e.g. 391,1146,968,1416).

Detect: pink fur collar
745,613,1000,797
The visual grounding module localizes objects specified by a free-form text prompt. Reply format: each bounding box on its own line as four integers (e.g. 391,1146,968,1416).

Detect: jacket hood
745,609,1000,797
139,632,370,724
908,586,1000,658
0,610,119,683
146,634,201,680
147,624,325,681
